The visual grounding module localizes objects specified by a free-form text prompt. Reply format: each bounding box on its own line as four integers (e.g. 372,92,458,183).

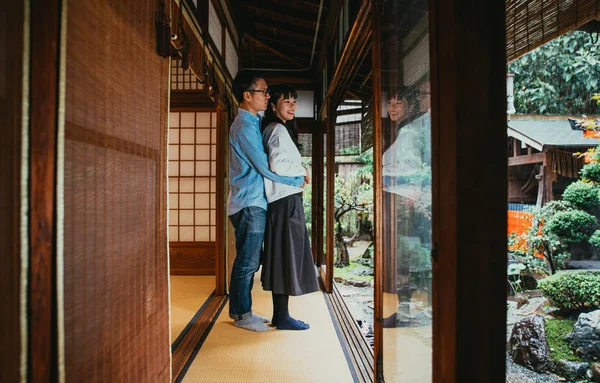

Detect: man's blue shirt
227,108,304,216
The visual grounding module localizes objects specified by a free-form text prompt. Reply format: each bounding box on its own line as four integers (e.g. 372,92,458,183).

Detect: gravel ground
506,354,562,383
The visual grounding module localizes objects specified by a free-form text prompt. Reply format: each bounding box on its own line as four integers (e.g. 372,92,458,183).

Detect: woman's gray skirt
261,193,320,296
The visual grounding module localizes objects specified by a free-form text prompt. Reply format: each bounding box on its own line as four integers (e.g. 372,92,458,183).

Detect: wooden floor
174,271,357,383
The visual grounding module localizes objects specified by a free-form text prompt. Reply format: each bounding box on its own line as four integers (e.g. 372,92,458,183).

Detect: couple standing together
227,70,319,332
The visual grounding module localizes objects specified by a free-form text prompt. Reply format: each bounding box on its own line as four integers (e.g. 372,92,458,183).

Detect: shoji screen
168,111,218,275
170,59,204,91
63,0,170,381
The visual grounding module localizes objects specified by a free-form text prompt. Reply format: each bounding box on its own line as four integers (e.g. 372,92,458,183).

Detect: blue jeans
228,206,267,320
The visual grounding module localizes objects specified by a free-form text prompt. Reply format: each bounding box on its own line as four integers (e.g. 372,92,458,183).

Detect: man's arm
235,126,304,187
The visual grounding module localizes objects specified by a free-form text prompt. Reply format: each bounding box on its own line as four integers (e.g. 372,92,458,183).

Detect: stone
591,362,600,383
349,265,374,276
345,279,370,287
333,276,343,283
509,315,553,372
565,310,600,362
354,257,374,268
554,359,589,380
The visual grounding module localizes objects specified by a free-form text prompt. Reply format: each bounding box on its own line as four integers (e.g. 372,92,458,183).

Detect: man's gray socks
234,315,270,332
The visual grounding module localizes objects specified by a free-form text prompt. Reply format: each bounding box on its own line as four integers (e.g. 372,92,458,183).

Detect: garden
506,144,600,382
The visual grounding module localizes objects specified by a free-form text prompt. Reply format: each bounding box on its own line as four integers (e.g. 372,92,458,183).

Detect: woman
381,86,432,327
260,84,319,331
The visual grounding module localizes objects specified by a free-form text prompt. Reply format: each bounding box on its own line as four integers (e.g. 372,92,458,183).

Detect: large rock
591,362,600,382
554,359,589,380
565,310,600,362
509,315,553,372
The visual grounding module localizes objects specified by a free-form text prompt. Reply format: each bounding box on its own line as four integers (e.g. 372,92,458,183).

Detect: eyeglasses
245,88,269,96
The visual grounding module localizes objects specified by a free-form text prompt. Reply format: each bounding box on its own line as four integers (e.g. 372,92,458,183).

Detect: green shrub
538,272,600,311
562,181,600,214
590,230,600,248
580,162,600,184
547,210,597,244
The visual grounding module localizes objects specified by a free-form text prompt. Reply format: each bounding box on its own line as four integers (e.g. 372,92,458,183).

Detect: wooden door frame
430,0,507,381
319,97,335,293
166,106,226,294
371,0,507,381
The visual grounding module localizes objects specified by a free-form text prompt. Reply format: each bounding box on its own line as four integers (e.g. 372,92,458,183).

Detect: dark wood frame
370,0,507,381
321,98,335,293
29,0,63,381
430,0,507,381
215,107,227,295
370,2,383,378
2,1,27,382
167,107,226,291
312,115,325,267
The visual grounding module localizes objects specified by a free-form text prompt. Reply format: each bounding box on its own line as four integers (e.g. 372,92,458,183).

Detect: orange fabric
508,210,544,258
583,130,600,138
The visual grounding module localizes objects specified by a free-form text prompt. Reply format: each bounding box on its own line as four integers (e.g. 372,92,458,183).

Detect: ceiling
233,0,330,72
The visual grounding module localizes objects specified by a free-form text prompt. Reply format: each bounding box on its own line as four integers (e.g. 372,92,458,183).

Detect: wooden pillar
324,97,335,293
1,1,28,382
431,0,507,381
312,115,325,267
543,150,553,203
371,1,384,378
535,168,545,208
30,0,64,380
215,107,226,296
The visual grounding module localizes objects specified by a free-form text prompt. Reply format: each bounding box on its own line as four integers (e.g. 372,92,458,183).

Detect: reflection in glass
378,1,432,381
323,132,328,271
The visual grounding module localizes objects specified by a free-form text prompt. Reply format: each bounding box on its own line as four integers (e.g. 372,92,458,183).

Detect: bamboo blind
0,2,25,382
168,111,218,242
63,0,170,381
506,0,600,62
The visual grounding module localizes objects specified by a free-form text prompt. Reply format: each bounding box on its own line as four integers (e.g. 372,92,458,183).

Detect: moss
545,319,582,362
334,262,374,283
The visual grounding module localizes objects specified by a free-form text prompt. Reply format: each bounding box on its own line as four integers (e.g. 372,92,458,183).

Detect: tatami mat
170,276,216,346
180,271,355,383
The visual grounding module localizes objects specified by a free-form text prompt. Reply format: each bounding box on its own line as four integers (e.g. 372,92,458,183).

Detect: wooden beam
240,5,323,29
246,0,327,13
507,152,544,166
254,22,316,44
243,34,304,69
512,137,519,157
255,35,312,54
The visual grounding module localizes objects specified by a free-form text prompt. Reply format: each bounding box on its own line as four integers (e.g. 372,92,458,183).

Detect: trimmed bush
562,181,600,214
590,230,600,248
538,272,600,311
547,210,597,244
580,162,600,184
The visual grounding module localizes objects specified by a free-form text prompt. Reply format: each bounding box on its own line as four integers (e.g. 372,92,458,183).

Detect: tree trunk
334,218,349,267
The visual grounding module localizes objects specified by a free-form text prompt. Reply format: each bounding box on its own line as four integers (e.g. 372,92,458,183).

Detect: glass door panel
376,0,432,381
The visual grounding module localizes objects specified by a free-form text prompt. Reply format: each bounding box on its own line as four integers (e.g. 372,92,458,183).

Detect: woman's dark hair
261,84,301,150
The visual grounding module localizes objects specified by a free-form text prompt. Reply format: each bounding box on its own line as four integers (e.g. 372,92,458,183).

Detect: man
227,70,306,331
